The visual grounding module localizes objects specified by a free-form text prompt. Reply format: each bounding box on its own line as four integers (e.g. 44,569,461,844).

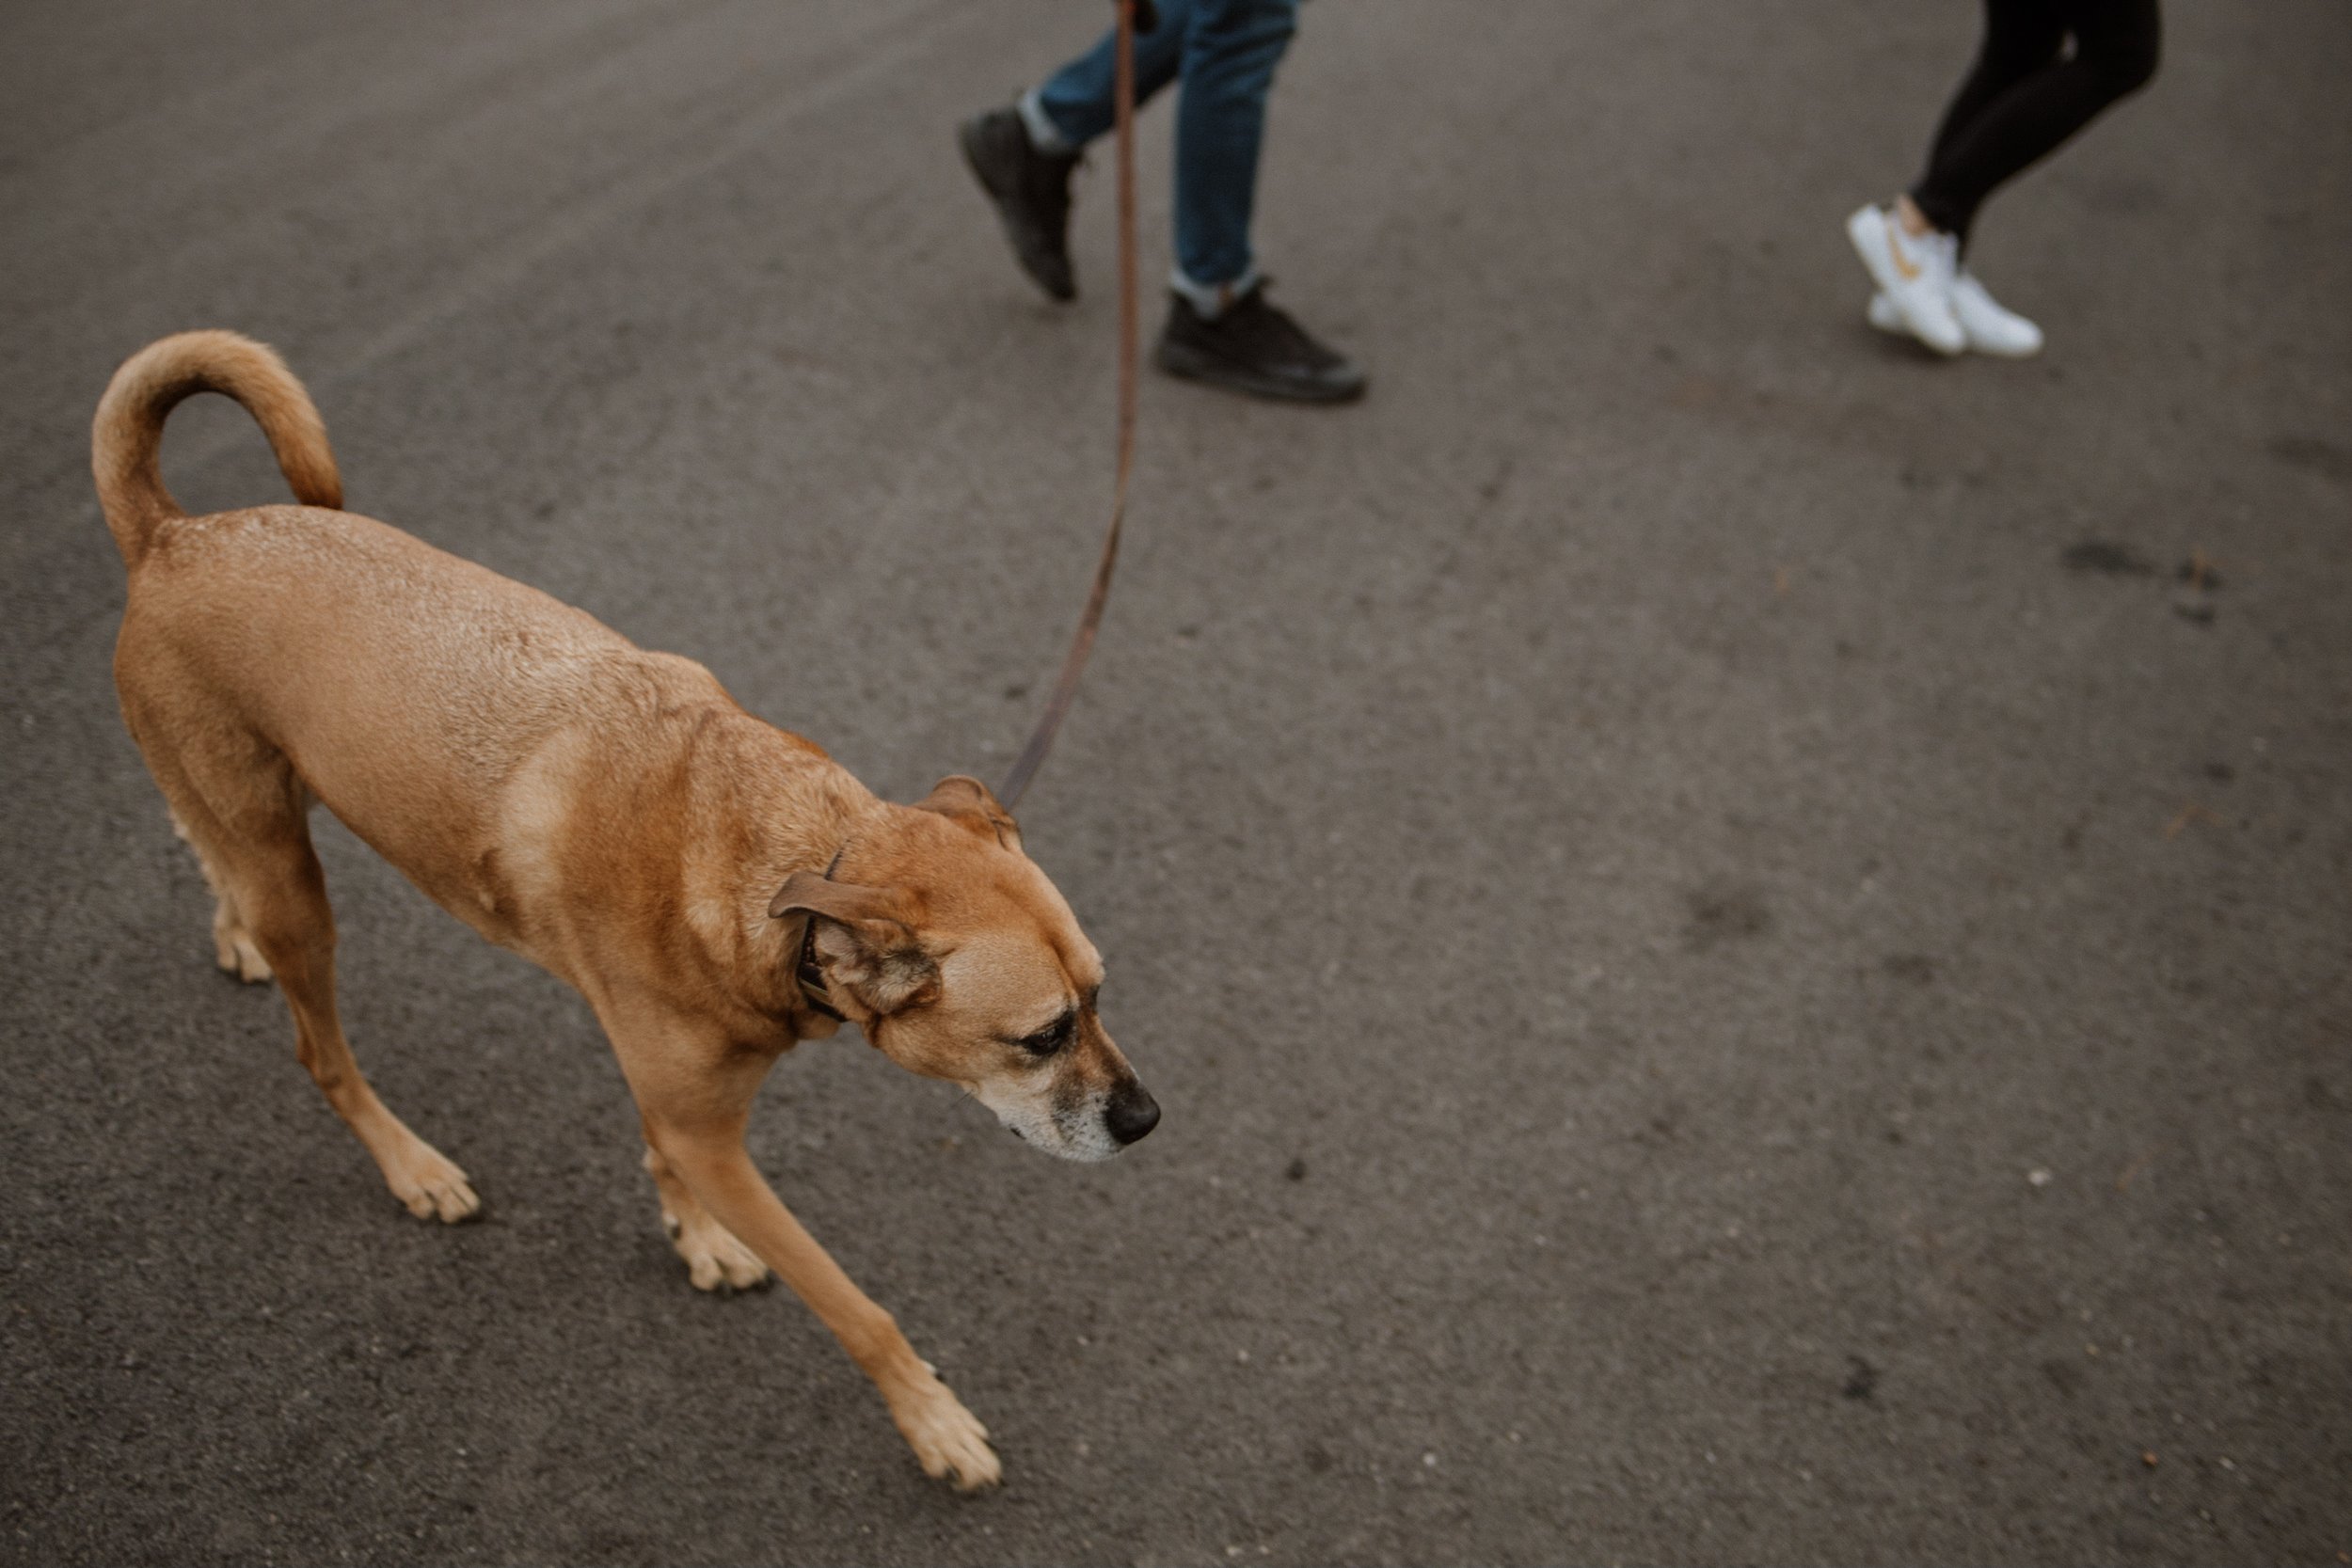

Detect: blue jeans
1032,0,1300,291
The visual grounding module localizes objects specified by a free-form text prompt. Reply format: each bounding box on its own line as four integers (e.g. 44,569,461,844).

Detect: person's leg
1913,0,2069,239
2066,0,2163,106
963,5,1193,302
1027,0,1192,152
1169,0,1298,299
1150,0,1361,403
1855,0,2045,353
1911,0,2160,244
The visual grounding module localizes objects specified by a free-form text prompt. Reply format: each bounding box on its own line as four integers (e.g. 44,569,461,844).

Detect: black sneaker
1153,283,1368,404
958,106,1080,302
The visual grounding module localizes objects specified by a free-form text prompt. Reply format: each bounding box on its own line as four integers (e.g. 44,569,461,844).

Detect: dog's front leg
643,1142,771,1293
612,1015,1001,1491
656,1118,1002,1490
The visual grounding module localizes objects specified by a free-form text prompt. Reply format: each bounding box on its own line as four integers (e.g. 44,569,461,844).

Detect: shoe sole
1154,339,1367,404
1846,208,1963,356
958,119,1075,303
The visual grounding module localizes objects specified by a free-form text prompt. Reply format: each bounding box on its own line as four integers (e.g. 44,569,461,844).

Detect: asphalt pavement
4,2,2348,1562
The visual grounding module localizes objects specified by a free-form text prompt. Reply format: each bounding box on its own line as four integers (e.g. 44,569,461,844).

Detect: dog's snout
1104,1081,1160,1147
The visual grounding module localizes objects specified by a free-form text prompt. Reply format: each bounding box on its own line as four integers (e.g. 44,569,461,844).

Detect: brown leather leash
998,0,1141,810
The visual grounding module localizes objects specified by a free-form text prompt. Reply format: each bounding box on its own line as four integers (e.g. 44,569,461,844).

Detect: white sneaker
1869,273,2042,356
1847,202,1963,355
1953,271,2043,356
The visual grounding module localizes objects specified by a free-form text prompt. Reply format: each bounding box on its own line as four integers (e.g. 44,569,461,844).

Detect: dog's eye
1012,1010,1075,1058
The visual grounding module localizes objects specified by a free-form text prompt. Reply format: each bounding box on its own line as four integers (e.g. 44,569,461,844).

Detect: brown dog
94,330,1158,1490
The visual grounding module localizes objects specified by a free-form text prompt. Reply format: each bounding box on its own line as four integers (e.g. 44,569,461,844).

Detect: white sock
1170,264,1260,320
1016,90,1075,156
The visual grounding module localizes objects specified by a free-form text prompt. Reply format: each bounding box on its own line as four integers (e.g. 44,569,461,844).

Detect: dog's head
769,776,1157,1161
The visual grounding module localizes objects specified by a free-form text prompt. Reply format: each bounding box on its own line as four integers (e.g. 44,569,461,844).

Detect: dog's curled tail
92,329,342,566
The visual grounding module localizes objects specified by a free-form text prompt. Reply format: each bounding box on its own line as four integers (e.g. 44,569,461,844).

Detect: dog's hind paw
213,924,273,984
662,1210,771,1293
888,1367,1002,1492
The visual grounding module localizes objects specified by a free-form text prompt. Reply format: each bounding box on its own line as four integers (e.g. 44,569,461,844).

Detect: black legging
1910,0,2161,243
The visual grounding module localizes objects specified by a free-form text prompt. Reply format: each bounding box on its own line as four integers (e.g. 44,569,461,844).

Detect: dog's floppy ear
768,874,940,1016
914,774,1021,851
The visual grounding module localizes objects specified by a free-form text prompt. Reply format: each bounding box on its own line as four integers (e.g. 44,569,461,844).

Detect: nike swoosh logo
1885,216,1922,281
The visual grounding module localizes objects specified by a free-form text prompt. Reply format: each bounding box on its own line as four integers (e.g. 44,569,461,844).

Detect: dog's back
97,331,727,933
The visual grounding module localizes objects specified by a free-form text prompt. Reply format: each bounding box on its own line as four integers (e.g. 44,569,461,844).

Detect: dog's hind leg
170,807,272,983
644,1142,771,1293
236,832,482,1225
205,800,483,1223
132,710,482,1224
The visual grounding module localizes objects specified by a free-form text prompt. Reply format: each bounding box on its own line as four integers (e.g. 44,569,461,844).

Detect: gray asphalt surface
5,2,2349,1563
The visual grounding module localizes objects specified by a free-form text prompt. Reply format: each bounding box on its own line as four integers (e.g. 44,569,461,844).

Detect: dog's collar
795,845,849,1023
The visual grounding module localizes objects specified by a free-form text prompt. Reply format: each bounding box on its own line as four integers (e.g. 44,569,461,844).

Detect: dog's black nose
1105,1082,1160,1147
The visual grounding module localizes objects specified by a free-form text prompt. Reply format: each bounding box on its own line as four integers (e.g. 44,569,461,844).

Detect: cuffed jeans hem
1018,88,1077,154
1170,263,1260,318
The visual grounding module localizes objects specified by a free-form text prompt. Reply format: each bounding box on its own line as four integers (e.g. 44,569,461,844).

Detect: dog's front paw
888,1366,1001,1492
384,1142,482,1224
661,1209,771,1293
